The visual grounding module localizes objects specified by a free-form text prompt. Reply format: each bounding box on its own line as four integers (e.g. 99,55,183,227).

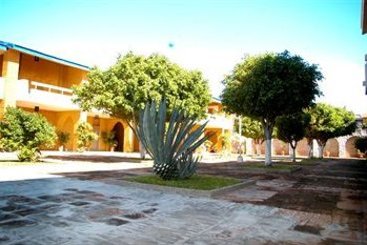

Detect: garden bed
243,162,301,173
128,175,240,190
121,175,255,198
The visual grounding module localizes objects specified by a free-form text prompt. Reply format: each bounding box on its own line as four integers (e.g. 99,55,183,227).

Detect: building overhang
0,40,90,71
0,43,6,55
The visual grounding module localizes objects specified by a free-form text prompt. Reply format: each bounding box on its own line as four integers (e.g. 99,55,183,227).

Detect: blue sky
1,0,366,113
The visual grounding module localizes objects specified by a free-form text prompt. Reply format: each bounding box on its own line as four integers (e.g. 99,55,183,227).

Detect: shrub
0,107,56,161
17,147,40,162
76,122,98,152
101,131,117,149
355,137,367,156
219,132,231,154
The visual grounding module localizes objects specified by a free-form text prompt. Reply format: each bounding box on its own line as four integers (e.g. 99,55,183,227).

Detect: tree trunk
139,142,146,160
263,122,273,166
290,140,297,163
307,138,313,158
317,141,325,159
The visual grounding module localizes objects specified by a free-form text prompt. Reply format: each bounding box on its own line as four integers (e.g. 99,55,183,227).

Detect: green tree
275,112,310,162
235,116,264,155
222,51,322,165
73,52,211,155
305,103,356,158
0,107,56,161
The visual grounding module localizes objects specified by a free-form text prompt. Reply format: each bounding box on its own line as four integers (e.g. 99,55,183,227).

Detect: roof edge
0,40,90,71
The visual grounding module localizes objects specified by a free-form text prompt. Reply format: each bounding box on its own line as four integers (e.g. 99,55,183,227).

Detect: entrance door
112,122,124,152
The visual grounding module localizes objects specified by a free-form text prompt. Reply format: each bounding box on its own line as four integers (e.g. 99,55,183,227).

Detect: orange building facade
0,41,233,153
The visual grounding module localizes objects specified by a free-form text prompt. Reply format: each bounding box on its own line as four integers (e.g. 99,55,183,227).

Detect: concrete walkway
0,177,334,244
0,152,153,182
0,153,366,244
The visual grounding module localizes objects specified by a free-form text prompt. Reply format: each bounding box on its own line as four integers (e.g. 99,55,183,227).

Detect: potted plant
102,131,117,151
76,122,98,152
57,131,70,152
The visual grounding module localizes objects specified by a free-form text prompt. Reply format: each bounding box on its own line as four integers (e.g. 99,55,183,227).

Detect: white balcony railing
15,79,79,110
198,114,234,130
30,81,73,96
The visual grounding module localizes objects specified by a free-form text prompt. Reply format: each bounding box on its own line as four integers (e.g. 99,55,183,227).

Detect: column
2,50,20,108
337,136,348,158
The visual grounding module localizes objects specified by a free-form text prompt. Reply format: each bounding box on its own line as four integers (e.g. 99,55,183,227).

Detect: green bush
76,122,98,152
101,131,117,149
17,147,40,162
0,107,56,161
355,137,367,156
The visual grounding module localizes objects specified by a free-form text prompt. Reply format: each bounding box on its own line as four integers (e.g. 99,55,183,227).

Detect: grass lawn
243,162,300,171
297,158,323,165
127,175,241,190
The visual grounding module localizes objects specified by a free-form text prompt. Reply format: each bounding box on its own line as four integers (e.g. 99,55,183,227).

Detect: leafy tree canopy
221,50,322,164
235,116,264,143
73,52,211,129
276,112,310,147
276,112,310,162
221,50,323,122
305,103,356,146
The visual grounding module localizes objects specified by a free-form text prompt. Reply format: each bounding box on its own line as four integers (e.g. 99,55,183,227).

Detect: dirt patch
295,177,367,190
261,189,339,214
294,224,323,235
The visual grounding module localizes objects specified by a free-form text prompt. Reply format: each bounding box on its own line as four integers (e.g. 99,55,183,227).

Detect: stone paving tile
0,159,366,244
0,177,331,244
255,178,296,190
219,185,278,203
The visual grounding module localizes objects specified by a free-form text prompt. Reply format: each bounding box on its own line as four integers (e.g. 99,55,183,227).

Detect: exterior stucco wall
18,53,87,88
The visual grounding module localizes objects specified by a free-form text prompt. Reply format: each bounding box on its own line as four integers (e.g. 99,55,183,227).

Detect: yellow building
198,98,234,152
0,41,233,152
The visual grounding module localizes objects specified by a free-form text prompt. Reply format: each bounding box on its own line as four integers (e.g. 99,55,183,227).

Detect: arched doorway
345,137,359,158
296,138,309,157
112,122,124,152
324,138,339,157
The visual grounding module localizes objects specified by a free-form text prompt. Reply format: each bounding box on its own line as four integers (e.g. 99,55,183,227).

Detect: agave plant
135,100,209,180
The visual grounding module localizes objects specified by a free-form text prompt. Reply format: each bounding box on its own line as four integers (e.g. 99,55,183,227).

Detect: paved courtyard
0,154,366,244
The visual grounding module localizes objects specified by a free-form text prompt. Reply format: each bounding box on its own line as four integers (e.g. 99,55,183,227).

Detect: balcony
15,79,79,111
198,114,233,130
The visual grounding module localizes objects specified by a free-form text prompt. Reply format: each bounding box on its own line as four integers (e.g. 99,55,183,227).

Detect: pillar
2,50,20,108
124,125,134,152
337,136,348,158
245,138,253,156
312,139,319,157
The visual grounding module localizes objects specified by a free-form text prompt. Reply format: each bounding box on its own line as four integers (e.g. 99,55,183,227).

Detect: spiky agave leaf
136,99,209,180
